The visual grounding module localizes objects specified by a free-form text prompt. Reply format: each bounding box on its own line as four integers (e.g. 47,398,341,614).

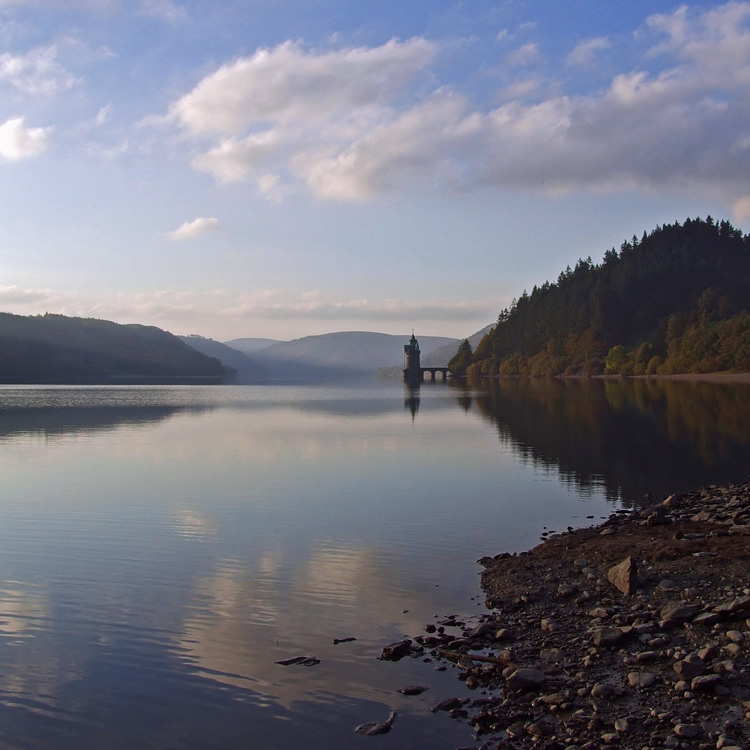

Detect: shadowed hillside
180,335,270,383
0,313,232,384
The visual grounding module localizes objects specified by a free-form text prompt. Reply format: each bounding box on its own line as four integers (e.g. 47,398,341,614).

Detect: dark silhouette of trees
469,217,750,376
448,339,473,375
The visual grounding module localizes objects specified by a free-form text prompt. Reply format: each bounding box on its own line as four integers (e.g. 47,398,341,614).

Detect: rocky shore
383,483,750,749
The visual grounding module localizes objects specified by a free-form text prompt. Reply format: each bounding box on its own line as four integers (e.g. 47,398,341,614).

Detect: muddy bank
385,483,750,750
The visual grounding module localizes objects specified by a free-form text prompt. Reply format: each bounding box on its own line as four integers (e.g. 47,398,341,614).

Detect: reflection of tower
403,332,422,385
404,385,420,419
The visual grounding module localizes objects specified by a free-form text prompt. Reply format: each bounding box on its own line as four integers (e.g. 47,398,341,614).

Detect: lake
0,378,748,749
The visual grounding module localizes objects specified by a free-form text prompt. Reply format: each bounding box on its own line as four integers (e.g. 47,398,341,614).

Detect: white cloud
566,37,610,68
191,130,282,182
170,37,435,135
0,117,51,160
299,92,479,200
0,285,60,305
168,217,219,240
163,2,750,210
0,44,79,95
505,42,540,67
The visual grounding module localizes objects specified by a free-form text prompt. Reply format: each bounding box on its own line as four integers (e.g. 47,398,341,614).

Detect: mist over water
0,380,747,749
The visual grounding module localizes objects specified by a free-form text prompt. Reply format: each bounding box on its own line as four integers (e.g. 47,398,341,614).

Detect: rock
380,640,413,661
607,557,638,595
506,720,525,738
674,655,706,681
431,697,462,713
715,595,750,616
592,627,624,647
507,668,546,691
691,674,723,691
469,621,498,638
590,682,616,699
697,644,717,661
396,685,429,696
614,716,639,733
635,650,659,663
692,611,721,626
725,630,744,643
659,601,702,624
673,723,701,739
628,671,657,688
355,709,396,736
527,717,555,737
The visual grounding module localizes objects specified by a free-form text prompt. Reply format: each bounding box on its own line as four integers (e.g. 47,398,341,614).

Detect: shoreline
387,483,750,749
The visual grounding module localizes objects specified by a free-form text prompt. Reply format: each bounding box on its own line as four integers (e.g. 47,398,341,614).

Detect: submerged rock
354,709,396,736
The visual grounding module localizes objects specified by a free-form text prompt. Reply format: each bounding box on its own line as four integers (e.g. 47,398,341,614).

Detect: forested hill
0,313,232,384
463,217,750,377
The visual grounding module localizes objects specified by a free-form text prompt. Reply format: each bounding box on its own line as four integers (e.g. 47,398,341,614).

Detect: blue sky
1,0,749,341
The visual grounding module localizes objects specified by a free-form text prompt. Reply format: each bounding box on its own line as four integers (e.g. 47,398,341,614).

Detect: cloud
0,45,79,95
0,117,51,160
170,37,435,135
0,285,60,305
566,37,610,67
191,131,282,182
168,217,219,240
163,2,750,210
298,92,480,200
505,42,540,67
220,290,495,322
732,196,750,222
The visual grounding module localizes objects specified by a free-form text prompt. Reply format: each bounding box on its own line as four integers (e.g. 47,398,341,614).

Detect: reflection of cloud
0,585,46,636
171,509,217,541
0,582,84,703
178,542,441,708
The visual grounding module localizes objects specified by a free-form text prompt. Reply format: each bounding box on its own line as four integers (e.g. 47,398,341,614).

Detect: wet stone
507,668,546,691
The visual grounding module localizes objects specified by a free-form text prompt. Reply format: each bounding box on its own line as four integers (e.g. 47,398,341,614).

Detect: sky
1,0,749,342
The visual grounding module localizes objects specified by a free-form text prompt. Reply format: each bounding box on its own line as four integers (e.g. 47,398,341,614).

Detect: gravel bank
384,483,750,749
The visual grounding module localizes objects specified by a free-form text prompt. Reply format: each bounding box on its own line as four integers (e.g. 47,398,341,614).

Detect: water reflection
461,378,750,504
1,381,748,750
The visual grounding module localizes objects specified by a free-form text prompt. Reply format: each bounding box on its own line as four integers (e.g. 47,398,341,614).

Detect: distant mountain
246,331,458,381
179,335,270,383
224,337,281,354
0,313,231,384
421,323,494,366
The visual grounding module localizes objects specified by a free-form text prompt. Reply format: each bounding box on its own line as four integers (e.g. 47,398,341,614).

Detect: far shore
631,371,750,383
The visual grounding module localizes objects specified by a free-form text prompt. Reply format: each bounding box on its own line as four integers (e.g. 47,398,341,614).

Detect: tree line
452,217,750,377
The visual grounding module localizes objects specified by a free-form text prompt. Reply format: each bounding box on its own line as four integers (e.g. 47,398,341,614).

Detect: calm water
0,379,748,749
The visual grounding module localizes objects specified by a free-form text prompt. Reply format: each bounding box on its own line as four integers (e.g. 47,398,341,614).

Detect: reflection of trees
0,406,186,441
468,378,750,506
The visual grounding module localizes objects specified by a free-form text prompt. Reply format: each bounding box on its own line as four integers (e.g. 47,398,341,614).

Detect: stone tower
403,332,421,384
